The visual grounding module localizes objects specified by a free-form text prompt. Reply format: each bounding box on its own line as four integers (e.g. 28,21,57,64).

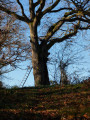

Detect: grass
0,80,90,120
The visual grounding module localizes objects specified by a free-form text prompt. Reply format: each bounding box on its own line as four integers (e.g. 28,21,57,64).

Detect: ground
0,80,90,120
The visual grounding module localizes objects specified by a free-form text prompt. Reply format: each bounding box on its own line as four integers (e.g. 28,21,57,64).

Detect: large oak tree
0,0,89,86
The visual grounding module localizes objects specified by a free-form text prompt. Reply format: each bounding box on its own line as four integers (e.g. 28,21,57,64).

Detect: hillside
0,80,90,120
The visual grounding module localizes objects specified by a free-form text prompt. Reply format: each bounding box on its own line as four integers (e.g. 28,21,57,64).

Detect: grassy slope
0,81,90,120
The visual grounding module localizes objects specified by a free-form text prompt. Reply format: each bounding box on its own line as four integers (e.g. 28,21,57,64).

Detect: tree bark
29,24,50,86
31,44,50,86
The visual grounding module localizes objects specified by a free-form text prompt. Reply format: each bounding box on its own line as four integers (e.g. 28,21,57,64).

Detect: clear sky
1,0,90,87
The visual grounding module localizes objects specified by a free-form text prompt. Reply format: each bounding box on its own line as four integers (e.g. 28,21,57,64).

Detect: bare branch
34,0,40,7
62,17,90,23
83,10,90,17
44,9,89,42
83,0,90,9
36,0,45,14
43,0,61,15
47,21,80,50
50,7,73,12
44,11,75,41
70,0,80,9
29,0,35,19
0,5,30,23
16,0,29,20
79,25,90,30
35,0,46,25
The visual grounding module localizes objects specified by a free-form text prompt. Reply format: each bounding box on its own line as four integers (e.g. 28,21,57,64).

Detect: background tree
0,0,89,86
0,2,31,78
49,38,90,85
58,41,85,85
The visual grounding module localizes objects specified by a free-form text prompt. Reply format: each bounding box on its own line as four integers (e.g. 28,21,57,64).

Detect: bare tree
0,3,31,76
57,41,81,85
49,38,90,85
0,0,89,86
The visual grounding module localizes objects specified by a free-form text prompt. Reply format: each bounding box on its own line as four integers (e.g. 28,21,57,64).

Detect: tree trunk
31,45,50,86
29,24,50,86
60,68,68,85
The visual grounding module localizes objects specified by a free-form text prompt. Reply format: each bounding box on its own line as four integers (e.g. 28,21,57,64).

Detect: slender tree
0,0,89,86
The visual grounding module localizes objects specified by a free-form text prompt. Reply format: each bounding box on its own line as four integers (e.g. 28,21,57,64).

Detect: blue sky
1,0,90,87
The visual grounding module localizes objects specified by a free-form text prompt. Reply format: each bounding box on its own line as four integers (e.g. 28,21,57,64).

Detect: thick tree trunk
32,49,50,86
29,24,50,86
